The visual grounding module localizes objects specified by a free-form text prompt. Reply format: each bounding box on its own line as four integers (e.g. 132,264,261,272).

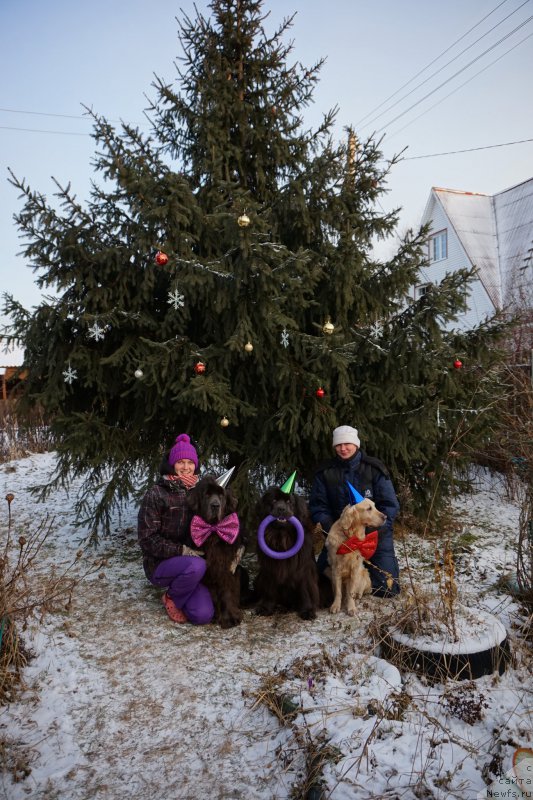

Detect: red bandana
336,529,378,559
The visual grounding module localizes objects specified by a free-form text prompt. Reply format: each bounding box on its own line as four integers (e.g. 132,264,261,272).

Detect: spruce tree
3,0,508,529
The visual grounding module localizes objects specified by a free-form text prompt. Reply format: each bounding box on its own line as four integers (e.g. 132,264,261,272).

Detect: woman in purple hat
137,433,214,625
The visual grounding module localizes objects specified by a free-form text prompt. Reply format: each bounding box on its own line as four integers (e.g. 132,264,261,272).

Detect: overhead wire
355,0,512,126
386,30,533,140
374,12,533,134
404,137,533,160
0,125,91,136
357,0,529,130
0,107,95,121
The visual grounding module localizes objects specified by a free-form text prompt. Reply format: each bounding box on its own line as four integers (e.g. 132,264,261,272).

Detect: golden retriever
325,500,387,615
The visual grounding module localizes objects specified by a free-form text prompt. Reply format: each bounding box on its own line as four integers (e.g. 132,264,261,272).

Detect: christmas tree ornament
369,321,382,339
280,471,297,494
453,358,463,369
244,341,254,352
347,481,365,505
315,387,325,398
134,368,144,379
280,328,289,348
62,363,78,384
237,212,250,228
155,250,169,266
194,361,206,375
220,416,229,427
168,288,185,309
216,466,235,488
88,321,106,341
322,317,335,335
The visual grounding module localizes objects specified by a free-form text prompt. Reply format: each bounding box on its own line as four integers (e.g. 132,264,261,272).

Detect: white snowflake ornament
369,321,382,339
168,288,185,310
280,328,290,348
62,363,78,384
88,322,106,342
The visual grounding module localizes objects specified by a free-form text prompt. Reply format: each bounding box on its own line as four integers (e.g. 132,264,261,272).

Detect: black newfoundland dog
187,476,248,629
253,487,321,620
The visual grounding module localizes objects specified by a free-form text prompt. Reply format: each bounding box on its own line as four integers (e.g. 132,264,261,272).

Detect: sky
1,0,532,336
1,450,531,798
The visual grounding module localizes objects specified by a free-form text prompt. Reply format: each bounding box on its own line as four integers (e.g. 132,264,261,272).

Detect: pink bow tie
190,512,240,547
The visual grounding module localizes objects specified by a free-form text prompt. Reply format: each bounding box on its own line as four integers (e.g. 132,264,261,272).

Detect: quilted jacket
137,477,192,579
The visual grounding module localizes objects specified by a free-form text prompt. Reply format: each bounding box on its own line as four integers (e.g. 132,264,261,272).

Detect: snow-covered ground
1,453,531,800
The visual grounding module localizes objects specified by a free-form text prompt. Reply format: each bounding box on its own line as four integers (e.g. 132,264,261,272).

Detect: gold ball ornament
220,416,230,428
244,341,253,352
322,317,335,335
237,213,250,228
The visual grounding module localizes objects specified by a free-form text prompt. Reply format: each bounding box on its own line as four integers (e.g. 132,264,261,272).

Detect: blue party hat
347,481,364,504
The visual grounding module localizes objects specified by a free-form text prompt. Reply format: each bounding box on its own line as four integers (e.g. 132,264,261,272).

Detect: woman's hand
182,545,204,557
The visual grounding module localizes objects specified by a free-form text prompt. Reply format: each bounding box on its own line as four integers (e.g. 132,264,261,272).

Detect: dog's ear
187,486,200,513
255,487,274,518
340,504,357,529
292,494,310,523
224,487,238,515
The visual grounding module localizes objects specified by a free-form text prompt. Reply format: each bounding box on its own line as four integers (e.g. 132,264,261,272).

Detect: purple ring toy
257,515,305,559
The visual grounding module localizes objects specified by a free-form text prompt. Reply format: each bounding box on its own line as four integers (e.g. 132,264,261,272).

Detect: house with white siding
416,177,533,330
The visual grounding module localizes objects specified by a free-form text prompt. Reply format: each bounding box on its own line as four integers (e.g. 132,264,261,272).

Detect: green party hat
280,471,297,494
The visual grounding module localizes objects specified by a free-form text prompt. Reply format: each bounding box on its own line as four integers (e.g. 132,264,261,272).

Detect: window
415,283,431,300
429,230,447,262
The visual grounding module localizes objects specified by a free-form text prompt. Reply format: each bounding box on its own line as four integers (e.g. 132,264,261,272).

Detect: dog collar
336,530,378,558
257,515,305,559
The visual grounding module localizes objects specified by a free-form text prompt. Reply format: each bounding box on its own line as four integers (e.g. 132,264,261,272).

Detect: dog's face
188,476,237,523
339,500,386,539
256,487,309,524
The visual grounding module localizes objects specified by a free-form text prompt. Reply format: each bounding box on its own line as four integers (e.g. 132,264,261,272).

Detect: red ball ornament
453,359,463,370
155,250,169,266
194,361,206,375
315,387,325,399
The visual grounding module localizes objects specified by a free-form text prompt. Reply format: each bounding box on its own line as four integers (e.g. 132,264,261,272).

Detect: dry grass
0,491,107,783
0,401,54,464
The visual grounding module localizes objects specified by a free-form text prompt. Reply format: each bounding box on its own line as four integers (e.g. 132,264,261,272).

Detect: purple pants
151,556,214,625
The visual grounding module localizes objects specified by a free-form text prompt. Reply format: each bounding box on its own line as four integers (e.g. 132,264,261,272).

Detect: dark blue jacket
309,450,400,595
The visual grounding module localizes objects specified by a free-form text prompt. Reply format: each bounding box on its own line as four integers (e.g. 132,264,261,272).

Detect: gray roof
430,177,533,310
493,178,533,307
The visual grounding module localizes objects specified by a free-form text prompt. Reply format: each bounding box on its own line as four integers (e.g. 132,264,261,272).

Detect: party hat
347,481,365,504
280,471,297,494
216,467,235,489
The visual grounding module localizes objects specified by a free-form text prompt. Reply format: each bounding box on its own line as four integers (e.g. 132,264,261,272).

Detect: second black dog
253,487,320,620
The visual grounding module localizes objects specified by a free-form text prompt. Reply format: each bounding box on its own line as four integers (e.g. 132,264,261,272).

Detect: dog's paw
299,608,317,621
329,602,341,614
346,604,356,616
255,605,275,617
220,612,243,629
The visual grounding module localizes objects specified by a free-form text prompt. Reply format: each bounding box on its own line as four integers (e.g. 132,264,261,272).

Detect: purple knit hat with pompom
168,434,198,469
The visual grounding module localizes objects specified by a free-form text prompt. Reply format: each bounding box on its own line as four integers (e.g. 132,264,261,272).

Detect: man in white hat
309,425,400,596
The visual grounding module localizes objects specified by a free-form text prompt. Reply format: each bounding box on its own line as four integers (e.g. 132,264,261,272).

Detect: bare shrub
0,492,105,704
0,401,55,464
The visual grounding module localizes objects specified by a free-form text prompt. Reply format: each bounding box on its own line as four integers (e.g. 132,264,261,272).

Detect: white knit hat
332,425,360,448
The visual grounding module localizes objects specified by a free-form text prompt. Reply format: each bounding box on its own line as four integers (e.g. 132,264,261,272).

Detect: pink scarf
190,512,240,547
